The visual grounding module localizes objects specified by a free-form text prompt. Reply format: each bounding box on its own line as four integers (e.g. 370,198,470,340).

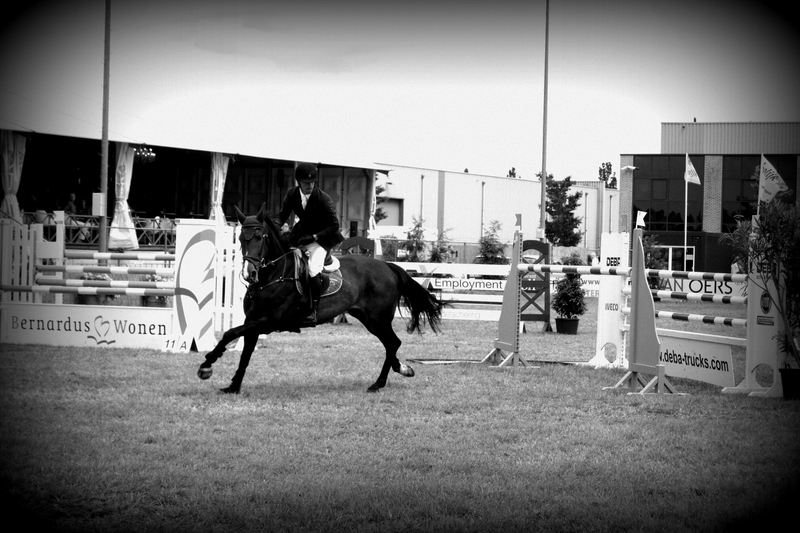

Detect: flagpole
757,154,763,216
684,176,688,271
539,0,549,242
99,0,110,253
682,153,701,272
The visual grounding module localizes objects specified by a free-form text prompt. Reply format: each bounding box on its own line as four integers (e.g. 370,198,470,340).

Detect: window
631,155,705,232
656,246,695,271
652,180,667,200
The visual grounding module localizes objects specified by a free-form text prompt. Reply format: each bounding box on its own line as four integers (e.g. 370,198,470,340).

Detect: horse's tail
386,262,446,334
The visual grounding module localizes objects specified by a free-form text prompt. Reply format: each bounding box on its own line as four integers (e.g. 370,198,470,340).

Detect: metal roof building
661,122,800,154
620,122,799,272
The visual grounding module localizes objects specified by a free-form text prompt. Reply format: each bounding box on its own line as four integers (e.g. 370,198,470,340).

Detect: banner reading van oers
1,303,173,349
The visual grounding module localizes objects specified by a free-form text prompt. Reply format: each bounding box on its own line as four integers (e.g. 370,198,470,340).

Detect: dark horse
197,204,445,393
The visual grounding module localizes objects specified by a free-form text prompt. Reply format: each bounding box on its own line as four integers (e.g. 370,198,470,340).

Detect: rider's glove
297,234,315,246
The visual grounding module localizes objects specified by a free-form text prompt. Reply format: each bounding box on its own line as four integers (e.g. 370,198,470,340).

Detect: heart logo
94,316,110,338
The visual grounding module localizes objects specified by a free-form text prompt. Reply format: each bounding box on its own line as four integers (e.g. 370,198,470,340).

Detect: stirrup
300,309,317,328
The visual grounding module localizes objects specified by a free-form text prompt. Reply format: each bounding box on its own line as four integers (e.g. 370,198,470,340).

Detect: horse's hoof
197,366,213,380
366,386,380,393
399,363,415,378
220,386,240,394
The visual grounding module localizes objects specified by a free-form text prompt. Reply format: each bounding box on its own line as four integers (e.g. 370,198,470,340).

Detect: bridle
239,221,297,290
240,222,268,274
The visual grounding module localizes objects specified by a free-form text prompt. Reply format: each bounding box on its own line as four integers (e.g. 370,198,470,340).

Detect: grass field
2,299,799,532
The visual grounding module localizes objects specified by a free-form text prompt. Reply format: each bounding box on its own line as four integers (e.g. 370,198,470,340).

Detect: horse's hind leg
352,312,412,392
221,332,259,394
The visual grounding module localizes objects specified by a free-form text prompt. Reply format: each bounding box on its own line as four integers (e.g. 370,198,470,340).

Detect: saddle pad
322,270,343,298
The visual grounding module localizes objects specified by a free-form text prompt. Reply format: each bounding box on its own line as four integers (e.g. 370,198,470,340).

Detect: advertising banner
659,333,736,387
1,303,173,349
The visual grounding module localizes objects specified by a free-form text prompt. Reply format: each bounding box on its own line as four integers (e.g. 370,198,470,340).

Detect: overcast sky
1,0,798,181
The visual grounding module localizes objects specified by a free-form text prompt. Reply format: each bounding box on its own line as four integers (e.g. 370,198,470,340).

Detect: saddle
293,249,343,298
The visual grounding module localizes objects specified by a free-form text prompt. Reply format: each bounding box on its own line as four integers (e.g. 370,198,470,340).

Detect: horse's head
235,203,286,284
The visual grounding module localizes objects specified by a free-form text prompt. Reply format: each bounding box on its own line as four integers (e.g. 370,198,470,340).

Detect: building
373,163,618,263
374,164,542,246
571,180,620,256
619,122,799,272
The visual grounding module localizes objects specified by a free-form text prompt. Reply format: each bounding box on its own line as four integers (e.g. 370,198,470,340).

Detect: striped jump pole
622,287,747,306
644,269,748,284
621,307,748,328
36,265,175,277
519,264,631,277
0,284,174,298
64,250,176,262
34,277,175,290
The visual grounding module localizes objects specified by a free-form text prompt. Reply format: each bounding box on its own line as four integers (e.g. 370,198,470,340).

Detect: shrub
551,252,587,319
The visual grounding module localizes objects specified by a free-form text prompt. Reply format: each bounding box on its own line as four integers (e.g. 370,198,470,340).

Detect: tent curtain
0,130,26,225
108,142,139,249
209,152,230,226
367,169,377,232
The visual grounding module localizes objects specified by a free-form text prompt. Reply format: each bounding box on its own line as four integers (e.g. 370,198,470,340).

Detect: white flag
758,154,788,204
684,154,701,185
636,210,647,227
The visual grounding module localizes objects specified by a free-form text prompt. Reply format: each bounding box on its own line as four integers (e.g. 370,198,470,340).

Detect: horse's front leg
220,332,259,394
197,320,266,380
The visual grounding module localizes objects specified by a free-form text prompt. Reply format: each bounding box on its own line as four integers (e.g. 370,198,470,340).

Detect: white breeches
302,242,326,277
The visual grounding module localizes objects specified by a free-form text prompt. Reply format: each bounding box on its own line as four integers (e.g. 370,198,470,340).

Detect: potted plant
142,273,172,307
551,252,588,334
78,272,116,305
720,199,800,398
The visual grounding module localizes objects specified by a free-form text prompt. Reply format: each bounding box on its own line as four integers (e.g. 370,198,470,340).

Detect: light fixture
134,145,156,164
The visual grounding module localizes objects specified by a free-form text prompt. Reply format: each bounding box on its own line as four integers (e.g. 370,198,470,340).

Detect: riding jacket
274,186,344,251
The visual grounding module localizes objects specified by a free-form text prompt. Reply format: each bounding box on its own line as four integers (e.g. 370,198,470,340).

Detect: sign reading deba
1,303,173,349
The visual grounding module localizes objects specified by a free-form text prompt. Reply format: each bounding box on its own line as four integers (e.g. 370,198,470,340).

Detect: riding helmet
295,163,317,182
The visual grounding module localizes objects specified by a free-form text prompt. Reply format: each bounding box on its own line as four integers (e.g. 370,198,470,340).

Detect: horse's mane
260,216,290,255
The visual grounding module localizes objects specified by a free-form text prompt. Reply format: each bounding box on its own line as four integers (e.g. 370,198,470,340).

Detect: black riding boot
301,274,322,327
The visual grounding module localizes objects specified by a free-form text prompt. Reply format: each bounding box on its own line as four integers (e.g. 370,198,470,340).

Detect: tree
402,216,427,262
429,229,456,263
598,162,617,189
476,220,507,264
373,184,388,224
541,174,583,247
720,200,800,367
641,235,668,291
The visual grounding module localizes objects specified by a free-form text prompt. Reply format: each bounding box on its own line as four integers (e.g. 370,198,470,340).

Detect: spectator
64,192,91,242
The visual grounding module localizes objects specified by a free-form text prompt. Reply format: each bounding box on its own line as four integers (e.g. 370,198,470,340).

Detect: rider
274,162,344,326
